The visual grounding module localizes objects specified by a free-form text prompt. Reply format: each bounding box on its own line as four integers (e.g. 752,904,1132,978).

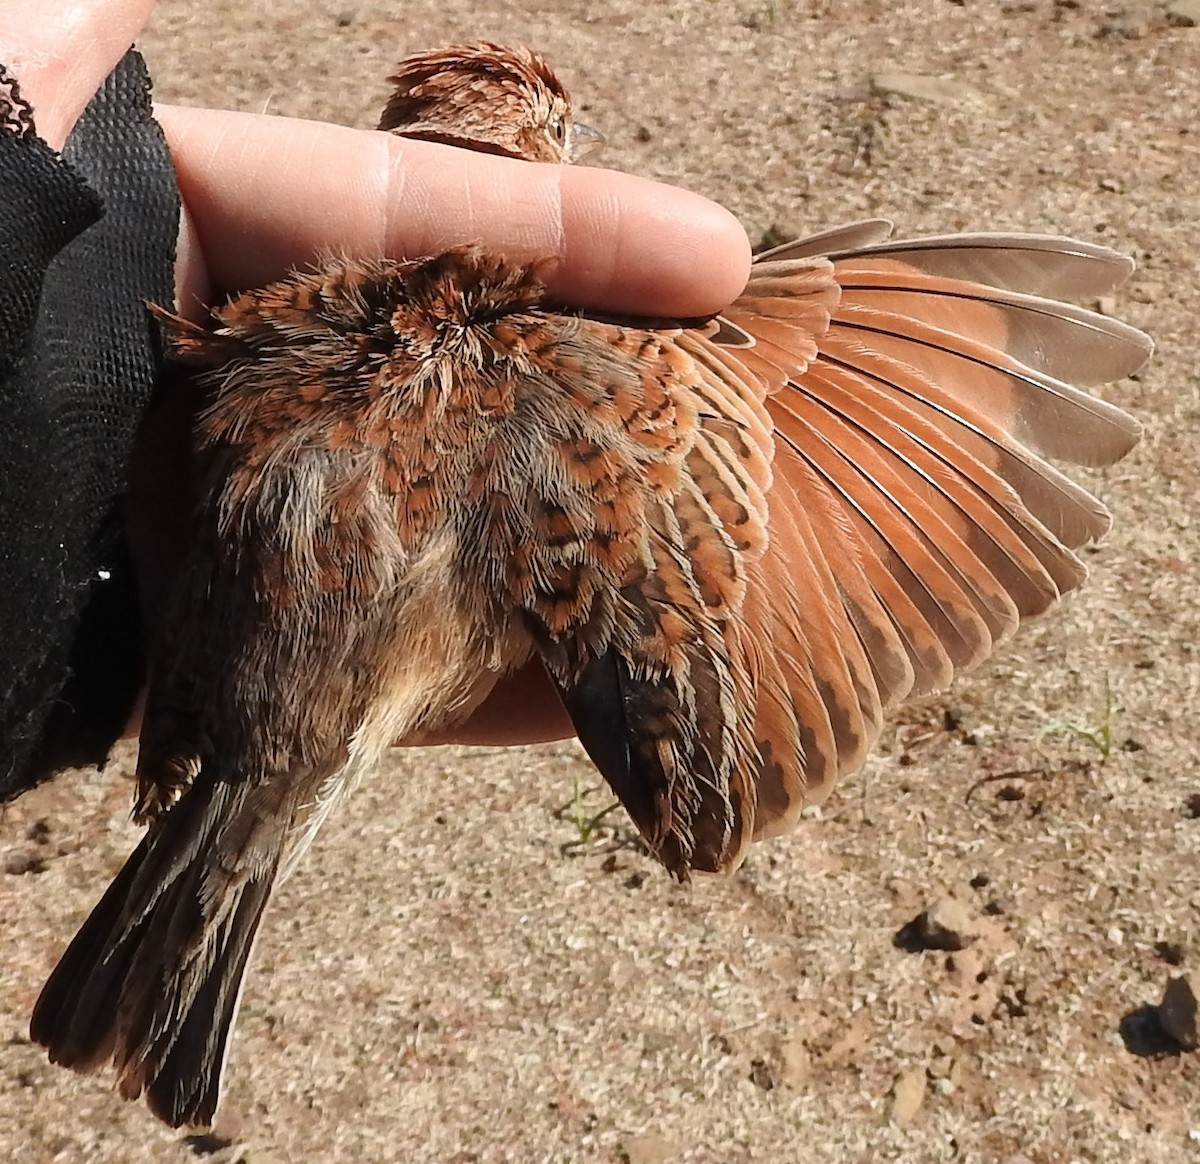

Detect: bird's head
378,42,604,164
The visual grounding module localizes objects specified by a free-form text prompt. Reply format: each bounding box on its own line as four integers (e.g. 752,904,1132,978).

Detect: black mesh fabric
0,50,179,801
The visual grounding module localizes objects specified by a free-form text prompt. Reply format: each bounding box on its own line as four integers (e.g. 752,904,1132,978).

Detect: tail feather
30,782,285,1128
122,873,275,1125
31,836,151,1073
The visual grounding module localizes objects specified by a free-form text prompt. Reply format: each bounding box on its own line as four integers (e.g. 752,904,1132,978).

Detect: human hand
3,0,752,747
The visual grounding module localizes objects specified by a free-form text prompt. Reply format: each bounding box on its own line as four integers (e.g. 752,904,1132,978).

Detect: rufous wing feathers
532,224,1147,874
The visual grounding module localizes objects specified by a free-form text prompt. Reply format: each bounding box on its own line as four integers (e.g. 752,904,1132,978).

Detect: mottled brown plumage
379,42,603,161
31,44,1149,1127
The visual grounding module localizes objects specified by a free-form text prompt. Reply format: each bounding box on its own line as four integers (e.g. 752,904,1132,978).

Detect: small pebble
890,1066,927,1126
748,1057,777,1091
620,1132,680,1164
918,896,980,951
1167,1,1200,28
1158,973,1198,1051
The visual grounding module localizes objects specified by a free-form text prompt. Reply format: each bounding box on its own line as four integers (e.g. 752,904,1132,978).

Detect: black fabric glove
0,49,178,801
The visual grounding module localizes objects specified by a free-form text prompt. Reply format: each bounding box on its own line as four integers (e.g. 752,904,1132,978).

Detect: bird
30,41,1150,1127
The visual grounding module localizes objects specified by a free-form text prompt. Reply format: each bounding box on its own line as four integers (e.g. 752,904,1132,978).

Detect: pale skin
0,0,752,746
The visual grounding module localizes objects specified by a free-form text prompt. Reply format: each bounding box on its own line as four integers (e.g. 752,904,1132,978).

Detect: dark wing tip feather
552,651,663,845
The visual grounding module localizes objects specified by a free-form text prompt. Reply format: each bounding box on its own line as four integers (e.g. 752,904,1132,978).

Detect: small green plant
558,770,622,847
1039,675,1118,764
739,0,786,31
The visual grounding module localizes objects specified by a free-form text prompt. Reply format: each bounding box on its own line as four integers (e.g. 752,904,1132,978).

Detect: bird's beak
566,121,606,163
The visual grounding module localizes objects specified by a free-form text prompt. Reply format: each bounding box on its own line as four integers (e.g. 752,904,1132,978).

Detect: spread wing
738,223,1148,847
482,224,1148,878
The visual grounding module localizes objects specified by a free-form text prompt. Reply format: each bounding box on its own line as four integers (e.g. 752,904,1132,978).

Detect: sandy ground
3,1,1199,1161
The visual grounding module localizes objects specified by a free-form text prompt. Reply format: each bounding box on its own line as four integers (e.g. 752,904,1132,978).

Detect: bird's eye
550,116,566,142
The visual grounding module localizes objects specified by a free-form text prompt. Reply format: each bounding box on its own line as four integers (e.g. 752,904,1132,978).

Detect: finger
122,660,575,746
154,104,751,318
0,0,157,150
409,661,574,747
